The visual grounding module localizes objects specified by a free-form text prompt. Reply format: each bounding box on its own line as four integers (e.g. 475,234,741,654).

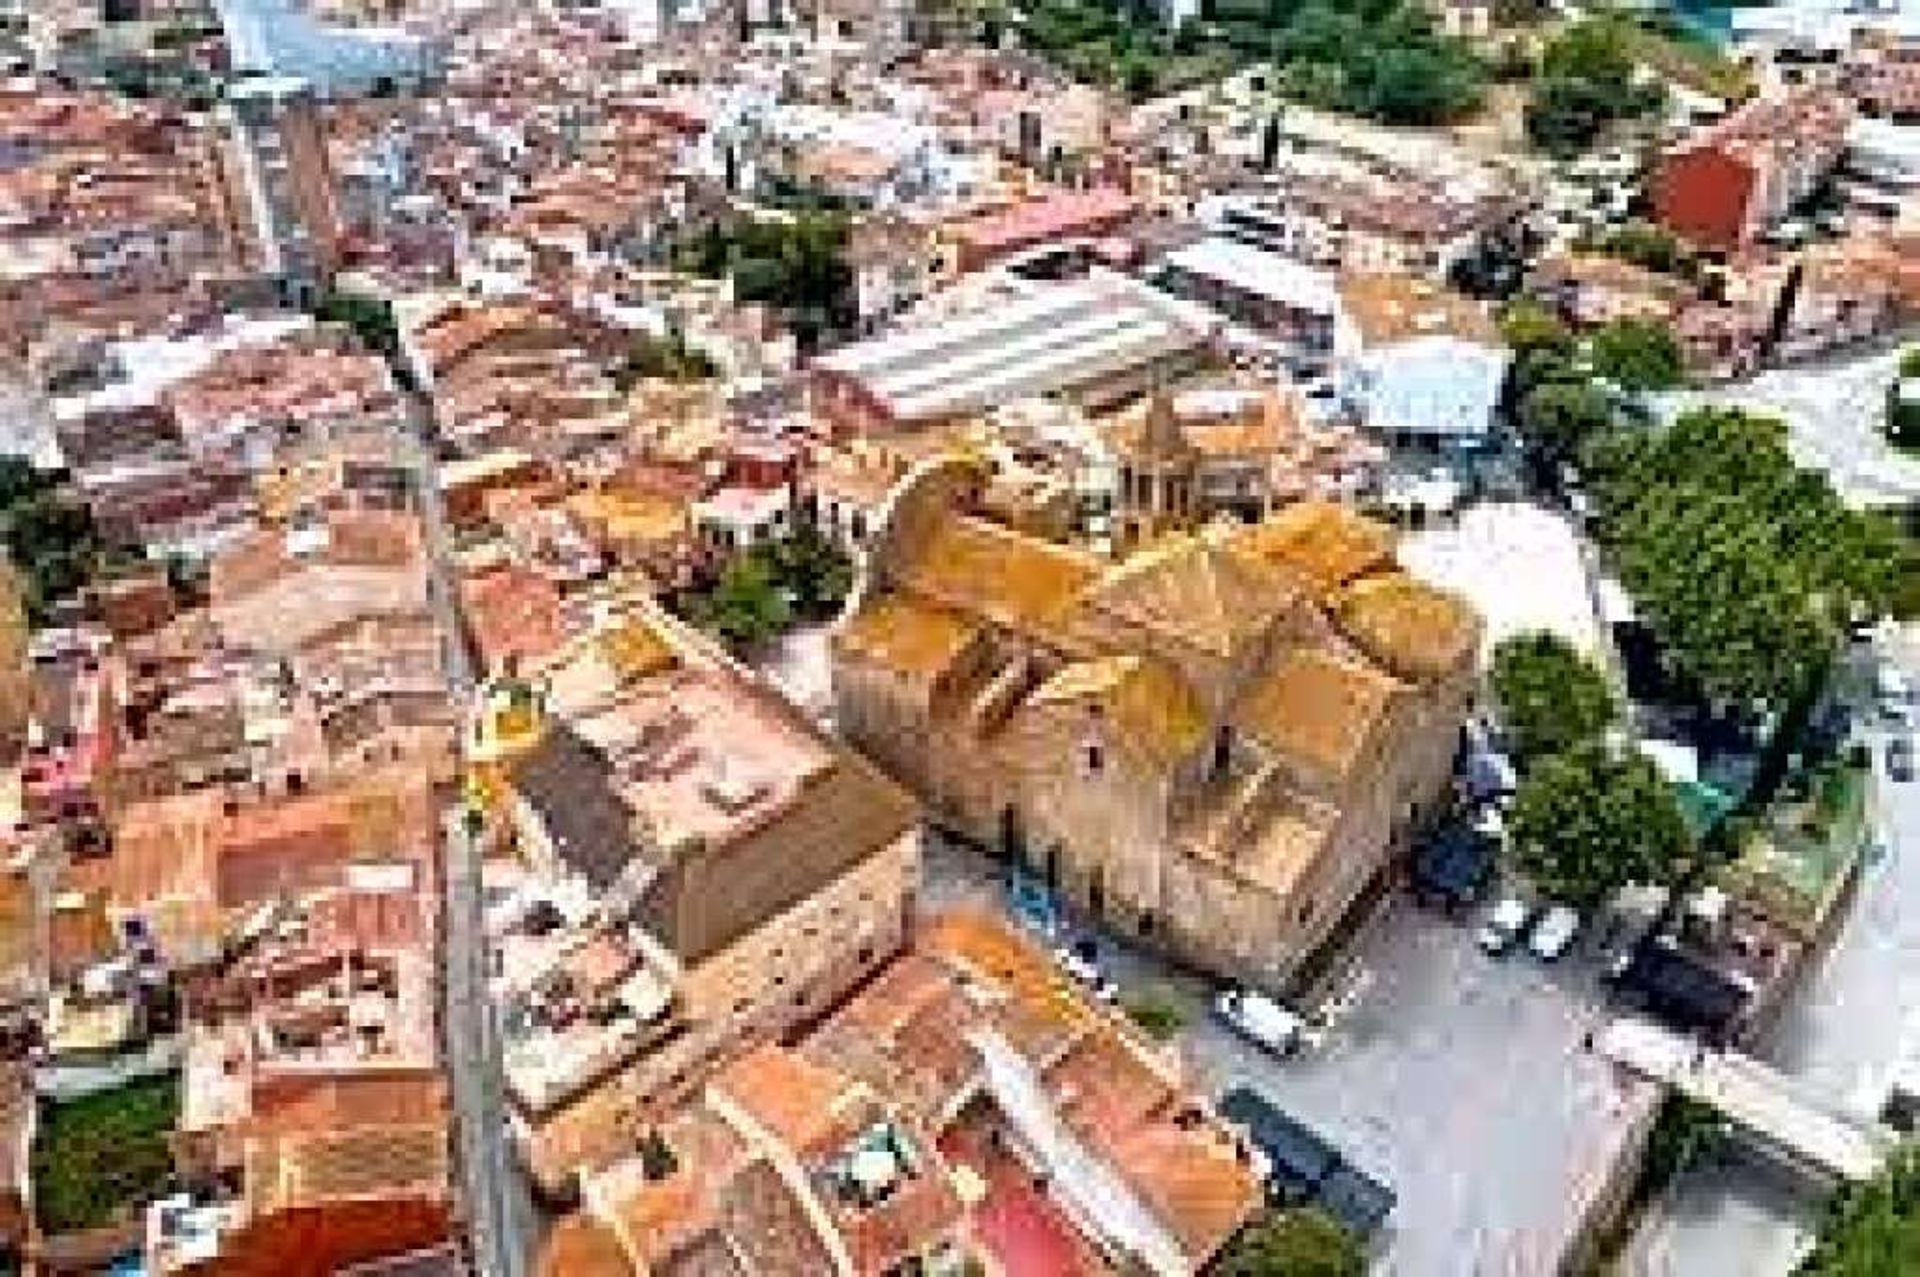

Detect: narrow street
398,401,535,1277
1624,629,1920,1275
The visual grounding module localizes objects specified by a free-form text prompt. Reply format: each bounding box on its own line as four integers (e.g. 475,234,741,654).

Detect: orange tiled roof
1089,531,1300,658
1337,572,1479,684
833,596,980,680
459,564,568,674
1237,644,1405,789
902,516,1099,643
1028,655,1208,769
247,1072,449,1141
709,1044,858,1156
1229,501,1396,601
538,1214,633,1277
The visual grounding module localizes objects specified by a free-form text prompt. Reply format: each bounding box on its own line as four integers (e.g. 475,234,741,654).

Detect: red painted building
1651,146,1761,255
1651,89,1852,254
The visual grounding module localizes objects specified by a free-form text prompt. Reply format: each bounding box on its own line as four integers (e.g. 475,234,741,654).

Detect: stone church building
831,457,1479,989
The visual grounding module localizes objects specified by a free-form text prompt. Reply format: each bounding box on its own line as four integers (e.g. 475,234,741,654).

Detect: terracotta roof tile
1337,572,1479,684
709,1045,859,1155
1237,645,1404,789
834,596,980,680
538,1215,634,1277
1228,501,1396,601
1028,655,1208,769
1088,532,1299,658
901,516,1098,643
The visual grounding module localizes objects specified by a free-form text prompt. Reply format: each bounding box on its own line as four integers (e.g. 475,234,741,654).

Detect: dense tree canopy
678,526,855,650
1525,17,1663,155
32,1075,179,1234
0,459,125,623
1017,0,1487,123
1588,317,1687,391
1798,1143,1920,1276
1214,1207,1366,1277
1507,740,1694,906
1491,632,1617,766
1589,408,1901,708
674,213,855,353
1499,296,1576,362
759,523,855,621
686,552,792,649
1519,379,1617,465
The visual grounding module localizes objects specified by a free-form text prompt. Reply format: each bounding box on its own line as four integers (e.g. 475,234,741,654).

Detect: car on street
1477,896,1534,955
1528,904,1581,961
1054,936,1118,1002
1888,735,1915,783
1411,821,1495,910
1217,1087,1397,1236
1214,987,1308,1056
1879,667,1914,723
1218,1086,1336,1203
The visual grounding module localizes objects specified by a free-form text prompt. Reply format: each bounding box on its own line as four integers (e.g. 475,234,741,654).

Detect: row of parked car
1880,665,1916,782
1477,897,1582,960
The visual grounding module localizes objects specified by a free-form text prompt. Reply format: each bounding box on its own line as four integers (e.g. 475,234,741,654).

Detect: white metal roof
1162,238,1340,316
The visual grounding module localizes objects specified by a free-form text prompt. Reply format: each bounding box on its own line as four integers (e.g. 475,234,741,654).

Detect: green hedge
31,1075,179,1235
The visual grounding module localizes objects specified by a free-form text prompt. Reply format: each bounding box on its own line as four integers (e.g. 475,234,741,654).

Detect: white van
1214,988,1306,1056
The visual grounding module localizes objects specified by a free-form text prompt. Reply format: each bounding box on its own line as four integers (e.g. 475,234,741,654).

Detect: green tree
0,458,119,623
1356,42,1484,125
1588,317,1686,391
32,1075,179,1234
1498,296,1575,362
691,553,792,649
1215,1207,1366,1277
1596,221,1690,277
1798,1142,1920,1275
1590,407,1899,707
1490,632,1617,766
1540,15,1636,87
1518,378,1617,464
759,524,853,621
613,327,718,389
1526,17,1662,155
312,291,399,359
1525,75,1611,155
1507,740,1694,906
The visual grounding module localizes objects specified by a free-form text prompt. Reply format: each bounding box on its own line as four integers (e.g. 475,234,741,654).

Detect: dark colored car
1218,1087,1336,1203
1411,823,1495,909
1888,736,1914,783
1606,936,1752,1037
1319,1165,1398,1238
1217,1088,1396,1237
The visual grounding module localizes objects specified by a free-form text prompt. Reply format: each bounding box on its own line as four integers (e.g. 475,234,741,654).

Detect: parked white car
1054,939,1118,1003
1477,896,1533,955
1881,667,1915,724
1213,988,1307,1056
1528,905,1582,961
